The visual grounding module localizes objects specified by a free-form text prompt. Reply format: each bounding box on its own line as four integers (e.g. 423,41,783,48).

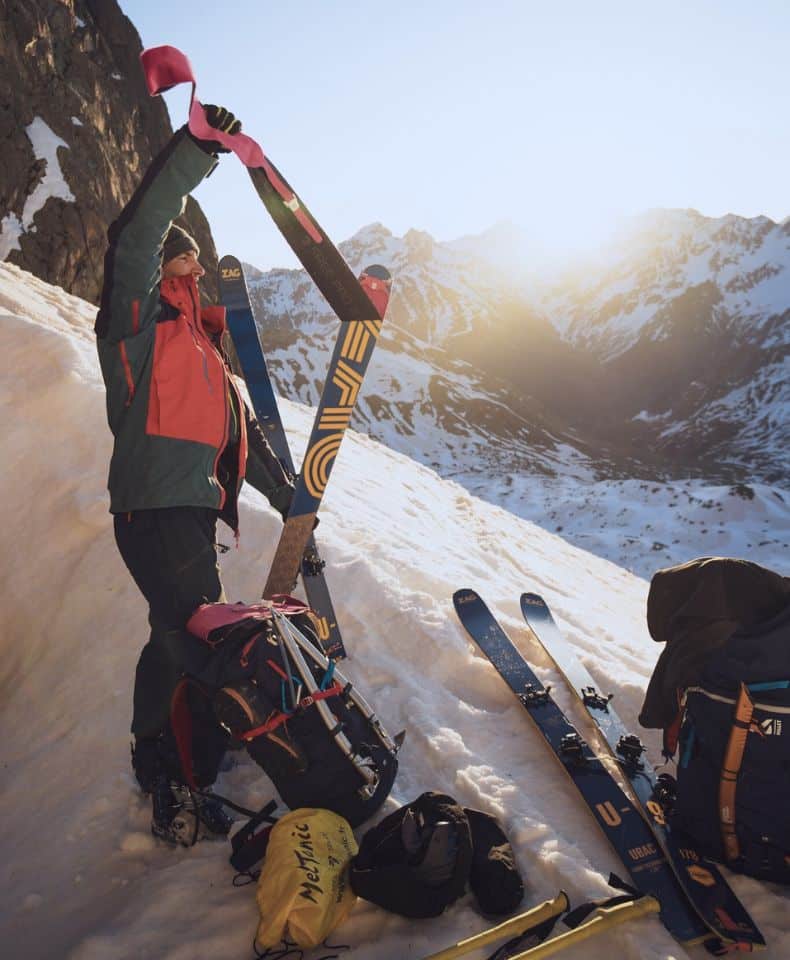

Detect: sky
120,0,790,269
3,259,788,957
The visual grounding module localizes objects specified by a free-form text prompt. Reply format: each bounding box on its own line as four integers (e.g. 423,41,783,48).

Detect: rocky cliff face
0,0,218,304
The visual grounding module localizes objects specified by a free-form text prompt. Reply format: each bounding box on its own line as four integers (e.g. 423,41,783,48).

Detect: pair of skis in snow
218,253,390,661
453,589,764,954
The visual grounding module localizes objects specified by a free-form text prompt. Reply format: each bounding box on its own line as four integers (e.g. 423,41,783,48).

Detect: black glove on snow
191,104,241,154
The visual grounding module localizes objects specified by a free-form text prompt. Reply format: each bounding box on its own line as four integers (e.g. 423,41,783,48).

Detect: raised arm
95,127,217,342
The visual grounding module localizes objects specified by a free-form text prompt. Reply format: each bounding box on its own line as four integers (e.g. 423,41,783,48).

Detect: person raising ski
95,107,294,844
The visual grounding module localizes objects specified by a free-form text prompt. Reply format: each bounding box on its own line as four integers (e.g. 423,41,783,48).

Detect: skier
95,106,295,843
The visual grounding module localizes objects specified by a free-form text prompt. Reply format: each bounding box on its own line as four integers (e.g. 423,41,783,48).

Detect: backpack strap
229,798,280,875
719,682,756,863
170,676,199,790
186,597,311,642
661,688,686,759
562,873,639,928
241,681,344,742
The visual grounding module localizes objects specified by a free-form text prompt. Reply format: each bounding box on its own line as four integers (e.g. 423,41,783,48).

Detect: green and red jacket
96,127,289,531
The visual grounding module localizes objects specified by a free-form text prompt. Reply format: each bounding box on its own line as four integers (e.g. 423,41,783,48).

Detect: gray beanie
162,225,200,264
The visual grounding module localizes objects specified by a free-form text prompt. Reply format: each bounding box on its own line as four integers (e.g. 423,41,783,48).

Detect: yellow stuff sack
255,808,358,950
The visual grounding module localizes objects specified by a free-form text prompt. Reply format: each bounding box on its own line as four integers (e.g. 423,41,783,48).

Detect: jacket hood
160,274,226,337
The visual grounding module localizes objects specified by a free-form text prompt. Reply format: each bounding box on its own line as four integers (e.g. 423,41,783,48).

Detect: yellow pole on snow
420,891,570,960
506,896,661,960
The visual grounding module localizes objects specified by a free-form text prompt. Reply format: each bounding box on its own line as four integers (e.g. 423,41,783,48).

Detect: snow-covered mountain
548,209,790,357
244,224,614,490
542,209,790,482
2,262,789,960
243,214,788,575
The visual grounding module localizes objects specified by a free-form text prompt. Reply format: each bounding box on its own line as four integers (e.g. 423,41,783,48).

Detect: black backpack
183,599,400,827
670,603,790,882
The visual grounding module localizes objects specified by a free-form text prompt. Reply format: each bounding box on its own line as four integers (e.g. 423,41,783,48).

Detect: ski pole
287,613,400,754
420,892,570,960
273,611,378,791
505,895,660,960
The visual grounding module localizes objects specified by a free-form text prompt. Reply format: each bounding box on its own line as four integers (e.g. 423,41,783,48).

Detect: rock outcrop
0,0,218,304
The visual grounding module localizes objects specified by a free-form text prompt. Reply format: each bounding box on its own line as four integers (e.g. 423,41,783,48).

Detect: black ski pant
114,507,226,783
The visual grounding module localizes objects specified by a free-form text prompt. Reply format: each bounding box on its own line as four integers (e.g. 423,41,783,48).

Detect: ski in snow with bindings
518,591,764,952
218,255,346,659
453,588,721,949
263,265,392,599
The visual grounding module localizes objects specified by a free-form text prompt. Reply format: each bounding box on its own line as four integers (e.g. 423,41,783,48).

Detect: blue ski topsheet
453,588,712,947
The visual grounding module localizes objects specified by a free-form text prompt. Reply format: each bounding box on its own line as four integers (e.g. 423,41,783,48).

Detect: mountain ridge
243,207,788,488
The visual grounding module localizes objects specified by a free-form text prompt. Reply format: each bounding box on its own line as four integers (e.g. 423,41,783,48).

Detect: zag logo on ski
452,588,713,947
518,591,765,951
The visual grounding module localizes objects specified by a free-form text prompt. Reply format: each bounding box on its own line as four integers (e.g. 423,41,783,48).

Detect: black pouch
465,807,524,917
350,792,474,918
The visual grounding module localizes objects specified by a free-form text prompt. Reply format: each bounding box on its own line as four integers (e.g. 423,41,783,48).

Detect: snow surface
1,262,788,959
0,118,75,261
471,476,790,580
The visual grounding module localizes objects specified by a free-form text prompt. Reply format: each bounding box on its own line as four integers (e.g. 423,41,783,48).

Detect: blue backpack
671,603,790,882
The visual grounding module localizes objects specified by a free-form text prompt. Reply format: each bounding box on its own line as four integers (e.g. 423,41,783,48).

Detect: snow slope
1,262,788,959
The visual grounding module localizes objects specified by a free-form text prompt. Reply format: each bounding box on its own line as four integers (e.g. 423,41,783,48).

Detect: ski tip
521,592,547,609
217,254,250,310
360,263,391,284
218,255,248,297
359,264,392,319
452,588,481,610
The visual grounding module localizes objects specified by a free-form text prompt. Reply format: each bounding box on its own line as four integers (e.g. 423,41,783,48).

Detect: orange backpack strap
719,682,756,863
